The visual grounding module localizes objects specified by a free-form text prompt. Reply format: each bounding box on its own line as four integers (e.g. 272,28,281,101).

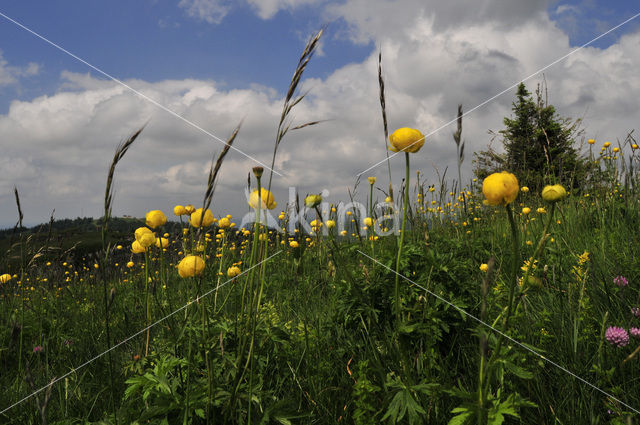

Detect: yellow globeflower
190,208,215,228
587,139,595,145
480,264,489,272
363,217,374,227
632,144,638,150
482,172,519,206
603,142,611,148
134,227,153,242
174,205,186,216
249,188,277,210
227,266,241,278
522,207,531,215
385,196,393,203
304,194,322,208
155,237,169,249
131,240,145,254
368,176,377,185
184,205,196,215
541,184,567,203
520,186,529,193
326,219,336,229
126,261,134,268
388,127,425,153
218,217,231,228
613,147,620,153
536,207,547,214
290,240,299,248
146,210,167,229
137,232,156,249
177,256,205,278
0,273,12,284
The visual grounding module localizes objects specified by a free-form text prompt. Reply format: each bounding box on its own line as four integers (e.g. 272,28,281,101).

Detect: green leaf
448,409,473,425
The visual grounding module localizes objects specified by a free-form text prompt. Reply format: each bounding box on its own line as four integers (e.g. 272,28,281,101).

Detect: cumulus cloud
178,0,325,23
178,0,233,24
246,0,325,19
2,0,640,227
0,50,39,87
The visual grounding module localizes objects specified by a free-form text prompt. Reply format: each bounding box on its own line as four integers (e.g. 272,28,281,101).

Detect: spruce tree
474,82,588,192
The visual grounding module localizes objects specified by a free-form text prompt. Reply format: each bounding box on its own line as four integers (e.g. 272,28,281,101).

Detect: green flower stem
394,152,410,325
484,203,520,396
144,249,151,356
503,203,520,330
514,202,556,314
369,182,375,256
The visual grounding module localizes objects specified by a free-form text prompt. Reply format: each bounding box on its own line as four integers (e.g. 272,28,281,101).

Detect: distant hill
0,217,184,267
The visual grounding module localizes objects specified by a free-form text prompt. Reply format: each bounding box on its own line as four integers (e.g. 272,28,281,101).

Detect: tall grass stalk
266,28,324,195
101,124,145,424
394,152,410,325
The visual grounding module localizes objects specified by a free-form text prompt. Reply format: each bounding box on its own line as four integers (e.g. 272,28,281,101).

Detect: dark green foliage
474,82,593,192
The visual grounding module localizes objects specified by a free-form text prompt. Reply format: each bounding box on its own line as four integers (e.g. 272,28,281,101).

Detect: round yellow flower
137,232,156,249
131,240,145,254
363,217,374,227
249,188,277,210
227,266,241,278
480,264,489,272
134,226,153,241
482,172,519,206
388,127,425,153
541,184,567,203
603,142,611,148
587,139,595,145
145,210,167,229
190,208,215,228
174,205,186,216
326,219,336,229
304,194,322,208
0,273,12,284
520,186,529,193
536,207,547,214
155,237,169,249
522,207,531,215
126,261,134,268
289,240,299,248
218,217,231,228
367,176,377,185
385,196,393,203
613,147,620,153
177,255,205,278
632,144,638,150
184,205,196,215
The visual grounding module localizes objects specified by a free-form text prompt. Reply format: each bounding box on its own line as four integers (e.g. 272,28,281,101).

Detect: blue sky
1,0,637,113
0,1,372,113
1,0,640,228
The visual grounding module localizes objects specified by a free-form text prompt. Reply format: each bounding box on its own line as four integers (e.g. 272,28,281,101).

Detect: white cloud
246,0,324,19
3,1,640,227
0,50,40,87
178,0,232,24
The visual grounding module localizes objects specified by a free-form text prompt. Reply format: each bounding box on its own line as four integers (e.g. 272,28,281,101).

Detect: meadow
2,32,640,425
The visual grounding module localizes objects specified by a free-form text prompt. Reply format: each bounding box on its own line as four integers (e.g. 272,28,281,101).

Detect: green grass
1,177,640,424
